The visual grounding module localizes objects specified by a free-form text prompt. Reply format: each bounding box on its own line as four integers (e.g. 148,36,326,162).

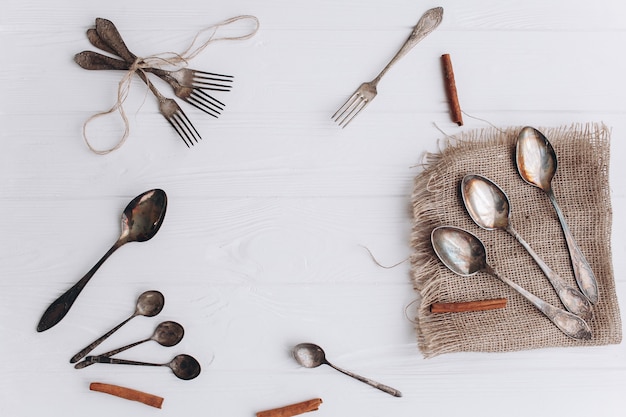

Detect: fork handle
75,50,130,71
372,6,443,85
95,18,138,63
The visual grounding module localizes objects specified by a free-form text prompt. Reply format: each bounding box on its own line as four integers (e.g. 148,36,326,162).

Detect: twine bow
83,15,260,155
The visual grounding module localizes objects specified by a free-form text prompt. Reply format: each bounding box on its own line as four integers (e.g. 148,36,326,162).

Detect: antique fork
75,51,224,118
75,51,201,146
332,7,443,128
86,27,233,92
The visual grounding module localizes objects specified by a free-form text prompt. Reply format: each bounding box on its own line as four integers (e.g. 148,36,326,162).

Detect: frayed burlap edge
410,123,622,358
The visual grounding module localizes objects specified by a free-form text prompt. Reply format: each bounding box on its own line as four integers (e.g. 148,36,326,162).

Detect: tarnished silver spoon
74,320,183,369
461,174,593,322
37,189,168,332
70,290,165,363
84,353,201,380
292,343,402,397
431,226,591,340
516,126,599,304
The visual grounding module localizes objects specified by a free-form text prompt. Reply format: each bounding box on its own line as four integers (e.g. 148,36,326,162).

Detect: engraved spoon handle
505,225,593,321
547,188,599,304
485,266,591,340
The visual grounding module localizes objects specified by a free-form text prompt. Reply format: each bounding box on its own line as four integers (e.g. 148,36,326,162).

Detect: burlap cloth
410,123,622,357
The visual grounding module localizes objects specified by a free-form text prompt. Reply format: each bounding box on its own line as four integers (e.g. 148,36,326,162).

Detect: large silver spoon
292,343,402,397
74,319,182,369
84,353,201,380
37,189,168,332
516,126,599,304
461,174,593,322
431,226,591,339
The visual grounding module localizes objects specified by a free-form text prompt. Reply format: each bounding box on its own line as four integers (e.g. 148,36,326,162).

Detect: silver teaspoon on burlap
461,174,593,322
516,126,599,304
431,226,591,340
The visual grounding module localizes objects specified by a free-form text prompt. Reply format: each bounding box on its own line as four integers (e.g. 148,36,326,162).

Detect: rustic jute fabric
410,123,621,357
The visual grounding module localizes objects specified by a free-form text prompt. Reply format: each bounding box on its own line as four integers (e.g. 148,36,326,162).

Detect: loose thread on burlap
83,15,260,155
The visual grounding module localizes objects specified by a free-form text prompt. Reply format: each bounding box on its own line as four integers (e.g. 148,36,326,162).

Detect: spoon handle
547,189,599,304
69,314,136,363
327,362,402,397
74,337,149,369
86,355,163,367
506,226,593,321
37,242,122,332
486,266,592,340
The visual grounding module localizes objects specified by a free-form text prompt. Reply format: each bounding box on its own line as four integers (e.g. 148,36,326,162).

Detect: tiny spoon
461,174,593,322
292,343,402,397
69,290,165,363
516,126,599,304
431,226,591,340
84,354,201,380
74,320,183,369
37,189,168,332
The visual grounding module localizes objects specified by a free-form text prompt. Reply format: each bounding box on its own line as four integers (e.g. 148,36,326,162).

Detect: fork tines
192,70,234,91
332,88,372,128
167,108,202,148
185,89,225,118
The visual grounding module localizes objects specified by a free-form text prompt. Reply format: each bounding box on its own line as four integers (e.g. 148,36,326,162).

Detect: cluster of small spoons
431,126,598,340
69,290,199,380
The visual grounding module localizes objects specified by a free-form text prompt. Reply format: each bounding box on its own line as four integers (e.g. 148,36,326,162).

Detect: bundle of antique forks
75,18,233,147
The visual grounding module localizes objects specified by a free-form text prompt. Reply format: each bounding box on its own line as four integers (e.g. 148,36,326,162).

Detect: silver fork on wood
86,27,233,92
332,7,444,128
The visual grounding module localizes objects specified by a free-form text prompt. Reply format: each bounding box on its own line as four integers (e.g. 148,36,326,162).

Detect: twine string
83,15,260,155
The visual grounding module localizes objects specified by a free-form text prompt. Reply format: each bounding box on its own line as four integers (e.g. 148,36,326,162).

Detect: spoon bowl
461,174,593,321
37,189,167,332
431,226,591,340
70,290,165,363
293,343,402,397
516,126,599,304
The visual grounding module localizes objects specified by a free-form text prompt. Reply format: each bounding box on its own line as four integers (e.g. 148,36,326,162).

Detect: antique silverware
86,25,233,91
75,320,184,369
292,343,402,397
75,51,225,119
88,20,205,146
516,126,599,304
36,189,167,332
332,6,443,128
70,290,165,363
431,226,591,340
461,174,593,321
84,354,201,380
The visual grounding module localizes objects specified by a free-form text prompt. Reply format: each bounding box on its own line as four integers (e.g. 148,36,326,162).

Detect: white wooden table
2,1,625,416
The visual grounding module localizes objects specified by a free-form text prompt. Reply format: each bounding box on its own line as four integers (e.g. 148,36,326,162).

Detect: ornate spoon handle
547,188,599,304
485,266,591,340
506,225,593,321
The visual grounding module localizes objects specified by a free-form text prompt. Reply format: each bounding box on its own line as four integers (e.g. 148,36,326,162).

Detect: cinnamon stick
441,53,463,126
430,298,507,313
256,398,323,417
89,382,164,409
